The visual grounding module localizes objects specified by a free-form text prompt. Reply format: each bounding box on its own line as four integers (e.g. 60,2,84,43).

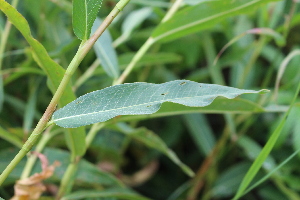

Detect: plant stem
57,159,79,200
161,0,183,23
20,127,62,179
0,0,129,186
114,37,155,85
114,0,183,85
55,0,131,197
85,123,105,147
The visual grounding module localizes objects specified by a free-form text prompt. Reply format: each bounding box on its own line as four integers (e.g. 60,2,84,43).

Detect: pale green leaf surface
116,123,194,177
92,18,119,78
62,188,151,200
52,80,267,128
0,0,86,156
120,7,152,39
73,0,103,40
152,0,279,42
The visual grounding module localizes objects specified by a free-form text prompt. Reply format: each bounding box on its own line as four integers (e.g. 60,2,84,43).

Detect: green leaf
52,80,267,128
211,162,251,198
23,81,39,134
238,136,276,171
61,188,151,200
116,123,194,177
117,98,266,122
0,0,86,156
184,114,215,156
92,18,120,78
0,147,123,187
0,126,23,148
114,7,153,46
152,0,279,43
119,52,182,70
73,0,103,40
121,7,152,37
0,77,3,112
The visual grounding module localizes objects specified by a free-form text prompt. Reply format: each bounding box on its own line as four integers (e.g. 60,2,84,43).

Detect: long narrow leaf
52,80,267,128
233,78,300,200
92,18,120,78
117,124,194,177
152,0,280,42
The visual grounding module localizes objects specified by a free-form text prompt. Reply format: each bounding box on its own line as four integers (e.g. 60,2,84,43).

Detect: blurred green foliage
0,0,300,199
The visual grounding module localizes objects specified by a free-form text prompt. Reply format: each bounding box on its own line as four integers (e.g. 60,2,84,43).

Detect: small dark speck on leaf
146,105,152,107
179,82,186,85
161,92,168,95
76,101,83,104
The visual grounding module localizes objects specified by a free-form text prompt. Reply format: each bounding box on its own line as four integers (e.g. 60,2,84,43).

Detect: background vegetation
0,0,300,199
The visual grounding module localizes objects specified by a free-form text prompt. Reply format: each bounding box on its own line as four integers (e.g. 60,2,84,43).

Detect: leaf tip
258,89,270,94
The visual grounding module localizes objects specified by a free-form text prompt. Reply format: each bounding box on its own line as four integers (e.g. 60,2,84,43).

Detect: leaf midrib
53,93,245,122
153,0,260,41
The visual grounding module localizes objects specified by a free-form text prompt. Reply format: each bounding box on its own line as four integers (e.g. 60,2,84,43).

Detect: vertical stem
114,37,155,85
56,1,131,197
56,159,79,200
113,0,184,85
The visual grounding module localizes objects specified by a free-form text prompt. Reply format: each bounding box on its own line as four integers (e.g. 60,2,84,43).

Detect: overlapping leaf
52,80,267,128
73,0,103,40
92,18,120,78
152,0,280,42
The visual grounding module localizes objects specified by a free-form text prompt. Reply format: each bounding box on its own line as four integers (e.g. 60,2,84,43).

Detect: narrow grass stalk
114,0,184,85
233,77,300,200
244,148,300,195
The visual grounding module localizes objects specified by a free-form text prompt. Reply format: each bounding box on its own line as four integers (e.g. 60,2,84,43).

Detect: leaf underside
52,80,266,128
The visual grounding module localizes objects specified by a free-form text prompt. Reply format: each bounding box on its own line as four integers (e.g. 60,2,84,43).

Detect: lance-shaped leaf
92,18,120,78
52,80,267,128
152,0,280,43
73,0,103,40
